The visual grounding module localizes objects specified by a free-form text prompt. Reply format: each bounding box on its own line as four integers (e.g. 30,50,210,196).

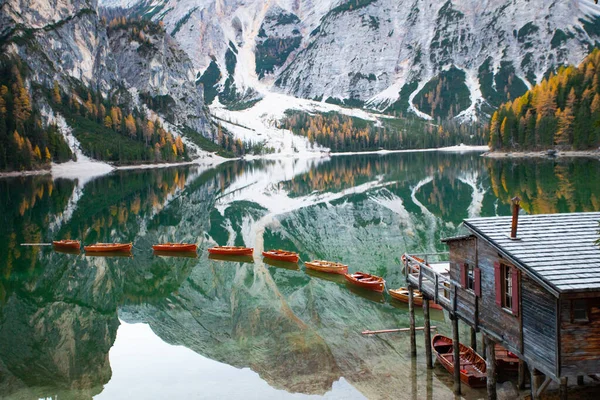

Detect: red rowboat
344,272,385,292
388,287,443,310
152,243,197,252
84,243,133,252
432,334,487,388
304,260,348,274
53,240,80,250
208,246,253,256
262,249,299,263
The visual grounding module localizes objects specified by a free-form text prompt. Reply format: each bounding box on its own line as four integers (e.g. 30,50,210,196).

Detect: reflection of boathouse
406,201,600,399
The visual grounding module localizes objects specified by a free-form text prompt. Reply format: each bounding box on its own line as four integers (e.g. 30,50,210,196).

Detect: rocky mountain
0,0,212,163
102,0,600,121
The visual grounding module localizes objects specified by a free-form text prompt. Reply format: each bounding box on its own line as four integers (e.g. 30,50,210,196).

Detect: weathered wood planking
521,272,557,376
560,296,600,376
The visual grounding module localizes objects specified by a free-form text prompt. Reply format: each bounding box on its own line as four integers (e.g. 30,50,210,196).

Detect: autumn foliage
488,49,600,151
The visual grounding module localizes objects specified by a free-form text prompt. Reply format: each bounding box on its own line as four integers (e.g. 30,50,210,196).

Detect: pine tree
52,80,61,104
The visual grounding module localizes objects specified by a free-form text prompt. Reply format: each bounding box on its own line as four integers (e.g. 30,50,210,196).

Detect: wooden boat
84,243,133,252
495,344,519,373
401,254,426,264
208,246,253,256
262,249,299,263
344,272,385,293
432,334,487,388
153,250,198,259
53,240,81,250
152,243,197,252
304,260,348,275
388,287,443,310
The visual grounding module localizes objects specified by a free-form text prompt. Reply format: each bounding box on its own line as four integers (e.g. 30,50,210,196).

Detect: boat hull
305,261,348,275
388,288,443,310
208,246,253,256
53,240,80,250
152,243,197,252
262,250,299,263
84,243,133,252
432,334,487,388
344,272,385,293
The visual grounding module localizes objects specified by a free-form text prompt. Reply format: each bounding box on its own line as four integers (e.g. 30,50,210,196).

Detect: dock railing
403,252,458,312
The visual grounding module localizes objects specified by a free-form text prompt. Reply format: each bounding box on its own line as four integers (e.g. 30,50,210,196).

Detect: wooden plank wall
521,273,557,376
560,296,600,376
447,239,477,325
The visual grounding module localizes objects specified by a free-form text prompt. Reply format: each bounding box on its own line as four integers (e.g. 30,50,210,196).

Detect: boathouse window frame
571,299,590,323
495,261,519,316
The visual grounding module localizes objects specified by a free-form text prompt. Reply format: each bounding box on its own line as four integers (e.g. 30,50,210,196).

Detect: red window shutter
512,269,519,316
460,263,467,287
494,262,502,306
474,267,481,297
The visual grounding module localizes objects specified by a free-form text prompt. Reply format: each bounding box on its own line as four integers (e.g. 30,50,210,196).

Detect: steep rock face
107,23,209,134
107,0,600,119
0,0,212,147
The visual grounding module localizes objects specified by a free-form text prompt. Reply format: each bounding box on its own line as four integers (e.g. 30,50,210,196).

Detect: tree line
489,49,600,151
0,58,73,171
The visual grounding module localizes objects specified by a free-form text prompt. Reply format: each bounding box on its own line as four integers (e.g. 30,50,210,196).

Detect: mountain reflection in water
1,153,599,399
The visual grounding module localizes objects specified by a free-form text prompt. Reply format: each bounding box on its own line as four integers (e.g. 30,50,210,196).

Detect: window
504,265,513,310
572,299,589,323
495,261,518,315
467,264,475,291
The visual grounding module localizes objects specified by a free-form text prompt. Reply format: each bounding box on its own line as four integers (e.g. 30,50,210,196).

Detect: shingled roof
463,212,600,294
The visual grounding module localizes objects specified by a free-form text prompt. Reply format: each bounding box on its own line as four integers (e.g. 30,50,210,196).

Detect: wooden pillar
518,359,527,390
530,368,543,400
577,375,584,386
470,326,477,352
485,335,497,400
423,298,433,369
408,285,417,357
559,377,568,400
481,335,487,360
451,315,461,395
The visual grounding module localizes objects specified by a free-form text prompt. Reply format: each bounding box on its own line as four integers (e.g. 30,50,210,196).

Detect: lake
1,152,599,399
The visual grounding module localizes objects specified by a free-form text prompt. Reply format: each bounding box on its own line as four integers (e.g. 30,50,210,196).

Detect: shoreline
0,145,492,179
484,150,600,159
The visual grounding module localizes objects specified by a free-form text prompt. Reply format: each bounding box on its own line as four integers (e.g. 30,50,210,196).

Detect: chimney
510,196,521,239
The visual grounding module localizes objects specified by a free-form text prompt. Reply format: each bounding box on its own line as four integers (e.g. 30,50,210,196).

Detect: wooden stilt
423,298,433,369
559,377,568,400
470,326,477,353
530,368,543,400
451,315,461,395
485,335,497,400
518,359,527,390
408,285,417,357
481,334,487,360
577,375,584,386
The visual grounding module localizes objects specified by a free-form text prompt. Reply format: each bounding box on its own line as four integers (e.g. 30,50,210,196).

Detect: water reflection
0,153,599,398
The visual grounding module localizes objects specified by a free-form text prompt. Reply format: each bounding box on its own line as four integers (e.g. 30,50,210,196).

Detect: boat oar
20,243,53,246
362,326,437,335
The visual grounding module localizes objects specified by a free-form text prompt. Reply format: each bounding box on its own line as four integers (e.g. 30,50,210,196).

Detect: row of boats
52,241,434,307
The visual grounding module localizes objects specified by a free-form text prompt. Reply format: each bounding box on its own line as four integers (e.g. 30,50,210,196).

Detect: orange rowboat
388,287,443,310
152,243,197,252
208,246,253,256
53,240,81,250
84,243,133,252
262,249,299,263
344,272,385,292
304,260,348,274
432,334,487,388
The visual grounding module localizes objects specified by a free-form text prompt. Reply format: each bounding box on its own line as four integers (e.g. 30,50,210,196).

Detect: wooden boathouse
404,200,600,399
